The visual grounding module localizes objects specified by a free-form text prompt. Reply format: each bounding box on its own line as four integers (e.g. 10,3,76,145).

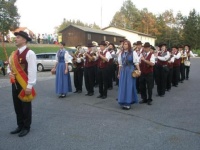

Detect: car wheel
68,63,73,72
37,64,44,72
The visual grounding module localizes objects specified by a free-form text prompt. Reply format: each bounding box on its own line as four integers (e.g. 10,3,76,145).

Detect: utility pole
101,0,102,29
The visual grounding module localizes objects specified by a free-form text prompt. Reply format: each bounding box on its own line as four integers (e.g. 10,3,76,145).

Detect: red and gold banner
10,50,36,102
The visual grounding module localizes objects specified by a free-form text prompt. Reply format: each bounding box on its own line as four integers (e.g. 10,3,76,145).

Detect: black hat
87,43,94,47
14,31,31,42
98,41,107,46
60,42,65,46
150,45,156,50
143,42,151,47
136,41,143,45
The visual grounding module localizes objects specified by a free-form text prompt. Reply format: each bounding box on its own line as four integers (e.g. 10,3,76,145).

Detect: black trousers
73,67,83,91
139,73,154,101
166,68,173,90
156,65,169,96
94,65,99,86
12,83,32,130
1,67,6,75
172,66,180,86
180,63,185,81
136,77,140,93
107,64,114,89
84,66,95,94
98,67,108,96
185,66,190,79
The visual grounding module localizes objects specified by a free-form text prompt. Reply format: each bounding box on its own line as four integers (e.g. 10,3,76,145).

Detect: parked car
36,52,73,72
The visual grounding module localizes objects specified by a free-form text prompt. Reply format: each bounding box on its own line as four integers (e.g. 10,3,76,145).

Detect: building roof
60,24,125,37
102,26,156,39
12,27,35,37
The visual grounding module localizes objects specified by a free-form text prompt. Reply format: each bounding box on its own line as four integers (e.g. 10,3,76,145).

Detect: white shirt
118,50,139,66
7,45,37,89
173,51,181,59
168,56,175,63
158,51,170,61
55,49,69,63
146,51,155,64
100,49,112,62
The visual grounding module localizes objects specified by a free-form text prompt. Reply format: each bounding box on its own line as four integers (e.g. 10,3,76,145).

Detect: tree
55,18,101,33
0,0,20,35
183,9,199,49
110,0,141,30
140,8,158,36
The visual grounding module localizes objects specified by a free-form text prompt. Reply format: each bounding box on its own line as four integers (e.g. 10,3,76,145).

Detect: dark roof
60,24,125,37
102,26,156,39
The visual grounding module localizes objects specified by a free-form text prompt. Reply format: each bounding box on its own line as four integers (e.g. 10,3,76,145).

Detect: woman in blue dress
52,42,72,98
117,40,140,110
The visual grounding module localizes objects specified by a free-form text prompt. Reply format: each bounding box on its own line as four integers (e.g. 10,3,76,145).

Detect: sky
15,0,200,35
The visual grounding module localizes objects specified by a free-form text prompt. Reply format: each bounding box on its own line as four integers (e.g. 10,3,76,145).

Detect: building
59,24,125,47
102,26,156,46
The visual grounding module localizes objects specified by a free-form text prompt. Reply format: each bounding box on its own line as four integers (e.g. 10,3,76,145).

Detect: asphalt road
0,58,200,150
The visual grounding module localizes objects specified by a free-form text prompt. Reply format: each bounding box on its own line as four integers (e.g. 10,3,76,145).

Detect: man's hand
9,72,15,79
25,88,32,95
65,69,68,74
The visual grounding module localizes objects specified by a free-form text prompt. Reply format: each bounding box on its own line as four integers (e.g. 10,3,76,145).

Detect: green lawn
0,43,74,61
1,43,199,61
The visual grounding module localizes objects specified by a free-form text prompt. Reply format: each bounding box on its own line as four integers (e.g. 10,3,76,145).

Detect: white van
36,52,73,72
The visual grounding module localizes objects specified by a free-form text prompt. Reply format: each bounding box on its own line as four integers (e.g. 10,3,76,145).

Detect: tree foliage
55,18,100,34
110,0,200,49
0,0,20,34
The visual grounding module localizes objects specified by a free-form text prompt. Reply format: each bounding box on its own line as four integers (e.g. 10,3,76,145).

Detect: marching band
55,39,197,110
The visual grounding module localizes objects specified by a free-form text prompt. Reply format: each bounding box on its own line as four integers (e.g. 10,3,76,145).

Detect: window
103,36,106,41
88,34,91,40
36,54,45,59
114,37,116,42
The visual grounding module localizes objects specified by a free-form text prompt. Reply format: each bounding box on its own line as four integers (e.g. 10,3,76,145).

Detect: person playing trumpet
97,41,112,99
73,45,84,93
84,43,97,96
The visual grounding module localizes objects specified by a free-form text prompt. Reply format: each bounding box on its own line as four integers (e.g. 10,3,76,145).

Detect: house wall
61,26,85,46
103,27,156,46
61,26,125,46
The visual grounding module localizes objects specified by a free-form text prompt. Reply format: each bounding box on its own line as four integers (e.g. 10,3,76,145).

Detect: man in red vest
155,43,170,97
139,42,155,105
97,41,112,99
172,46,181,87
7,31,37,137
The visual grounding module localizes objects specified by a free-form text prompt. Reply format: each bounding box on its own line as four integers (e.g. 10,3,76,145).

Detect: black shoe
160,95,164,97
18,129,30,137
78,90,82,93
73,90,78,93
108,87,113,90
101,96,107,99
147,101,152,105
139,100,147,104
97,95,103,98
10,127,22,134
88,93,94,96
85,93,89,96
